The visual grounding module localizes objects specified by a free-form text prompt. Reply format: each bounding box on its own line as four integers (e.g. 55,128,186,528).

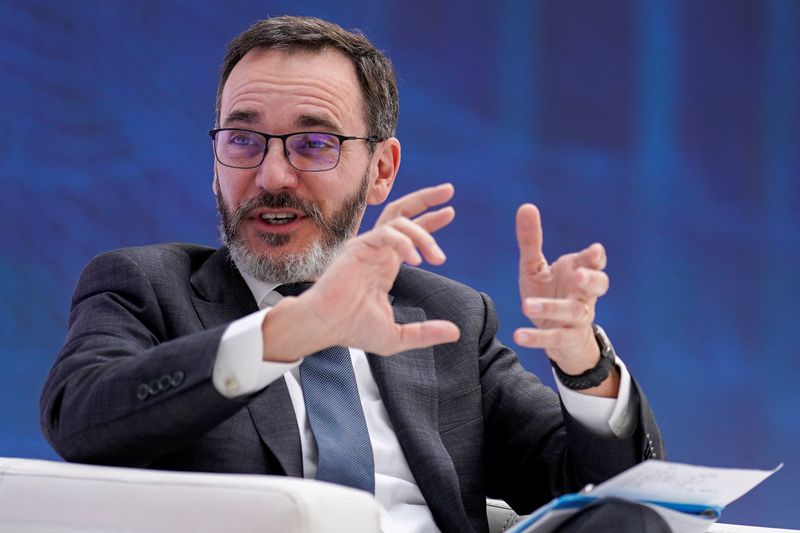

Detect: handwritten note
510,461,783,533
590,460,783,507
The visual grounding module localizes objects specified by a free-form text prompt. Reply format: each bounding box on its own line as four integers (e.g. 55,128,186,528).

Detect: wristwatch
552,324,617,390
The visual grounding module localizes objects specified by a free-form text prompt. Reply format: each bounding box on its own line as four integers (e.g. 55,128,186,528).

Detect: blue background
1,0,798,528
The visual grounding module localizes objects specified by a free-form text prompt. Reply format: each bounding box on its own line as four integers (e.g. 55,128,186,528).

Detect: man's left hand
513,204,618,396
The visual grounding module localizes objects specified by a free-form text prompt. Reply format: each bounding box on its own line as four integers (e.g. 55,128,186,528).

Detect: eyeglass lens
214,130,341,171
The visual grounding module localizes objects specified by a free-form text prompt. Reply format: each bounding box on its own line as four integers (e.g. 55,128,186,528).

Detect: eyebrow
222,110,342,133
222,110,260,127
295,114,341,133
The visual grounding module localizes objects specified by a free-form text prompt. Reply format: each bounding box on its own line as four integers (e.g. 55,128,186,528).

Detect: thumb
516,204,547,277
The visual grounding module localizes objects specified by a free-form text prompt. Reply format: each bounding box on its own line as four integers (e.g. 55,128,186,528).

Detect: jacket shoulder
392,265,491,318
82,243,216,277
72,243,218,302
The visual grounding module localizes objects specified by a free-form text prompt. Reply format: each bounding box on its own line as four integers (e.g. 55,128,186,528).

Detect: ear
366,137,401,205
212,160,220,195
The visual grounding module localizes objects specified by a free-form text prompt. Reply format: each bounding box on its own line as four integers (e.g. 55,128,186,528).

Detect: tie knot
275,282,314,297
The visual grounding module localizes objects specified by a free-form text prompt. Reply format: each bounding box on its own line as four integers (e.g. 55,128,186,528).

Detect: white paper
509,461,783,533
589,460,783,507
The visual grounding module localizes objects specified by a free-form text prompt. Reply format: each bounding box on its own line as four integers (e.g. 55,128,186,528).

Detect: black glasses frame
208,128,383,172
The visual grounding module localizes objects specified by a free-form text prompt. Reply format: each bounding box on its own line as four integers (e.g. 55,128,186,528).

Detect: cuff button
136,384,150,400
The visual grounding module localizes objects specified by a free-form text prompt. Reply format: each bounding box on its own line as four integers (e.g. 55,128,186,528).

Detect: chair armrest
486,498,522,533
0,457,380,533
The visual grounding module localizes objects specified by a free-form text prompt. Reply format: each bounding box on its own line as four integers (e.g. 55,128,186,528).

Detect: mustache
233,192,326,229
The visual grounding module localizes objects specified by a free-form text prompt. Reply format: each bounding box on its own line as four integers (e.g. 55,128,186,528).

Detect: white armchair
0,457,380,532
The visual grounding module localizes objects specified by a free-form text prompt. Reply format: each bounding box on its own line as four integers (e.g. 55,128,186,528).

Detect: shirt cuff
554,357,634,438
212,307,301,398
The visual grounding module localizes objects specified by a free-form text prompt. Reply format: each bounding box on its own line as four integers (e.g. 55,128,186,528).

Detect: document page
509,461,783,533
589,460,783,507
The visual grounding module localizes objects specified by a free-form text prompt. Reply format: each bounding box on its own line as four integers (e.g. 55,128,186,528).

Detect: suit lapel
246,379,304,477
368,305,470,531
190,248,303,477
190,247,258,327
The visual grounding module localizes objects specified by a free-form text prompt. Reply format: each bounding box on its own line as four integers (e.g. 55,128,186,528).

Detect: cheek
332,150,371,183
216,170,254,205
319,168,361,209
336,149,364,170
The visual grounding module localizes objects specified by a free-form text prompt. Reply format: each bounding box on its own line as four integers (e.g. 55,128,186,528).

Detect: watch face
593,325,616,362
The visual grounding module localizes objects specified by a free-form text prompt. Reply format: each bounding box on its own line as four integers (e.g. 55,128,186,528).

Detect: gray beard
215,172,369,284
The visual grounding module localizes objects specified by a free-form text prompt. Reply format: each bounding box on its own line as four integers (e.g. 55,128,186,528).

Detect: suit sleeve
477,292,665,514
40,250,249,467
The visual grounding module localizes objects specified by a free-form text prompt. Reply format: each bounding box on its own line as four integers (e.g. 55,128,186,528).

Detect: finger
380,319,461,355
523,298,594,325
574,243,607,270
388,216,446,265
513,327,585,350
568,268,610,298
368,225,422,265
413,206,455,233
376,183,455,227
516,204,547,277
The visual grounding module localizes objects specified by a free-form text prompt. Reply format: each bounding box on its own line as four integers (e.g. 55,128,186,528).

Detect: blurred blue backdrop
1,0,798,528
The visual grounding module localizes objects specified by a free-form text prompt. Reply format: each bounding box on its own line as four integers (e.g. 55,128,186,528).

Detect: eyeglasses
209,128,382,172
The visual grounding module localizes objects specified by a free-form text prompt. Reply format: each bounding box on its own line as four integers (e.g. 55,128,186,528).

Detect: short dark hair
215,16,399,140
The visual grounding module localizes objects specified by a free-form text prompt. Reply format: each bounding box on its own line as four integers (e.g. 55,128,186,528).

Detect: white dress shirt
212,272,634,533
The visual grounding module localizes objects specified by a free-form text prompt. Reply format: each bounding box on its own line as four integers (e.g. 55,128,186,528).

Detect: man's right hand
262,183,460,362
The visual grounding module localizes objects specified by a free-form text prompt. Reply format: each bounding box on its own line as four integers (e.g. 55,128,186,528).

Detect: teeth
260,213,297,225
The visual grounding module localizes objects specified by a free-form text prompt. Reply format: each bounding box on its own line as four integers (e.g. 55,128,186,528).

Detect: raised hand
374,183,455,234
513,204,616,393
264,184,459,361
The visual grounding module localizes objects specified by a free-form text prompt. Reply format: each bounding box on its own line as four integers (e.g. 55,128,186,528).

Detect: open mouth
259,212,299,226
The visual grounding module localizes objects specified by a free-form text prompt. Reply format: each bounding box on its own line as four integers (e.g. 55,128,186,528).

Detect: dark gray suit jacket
41,243,664,533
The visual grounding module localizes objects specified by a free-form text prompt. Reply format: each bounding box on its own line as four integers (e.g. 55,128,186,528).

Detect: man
41,16,665,533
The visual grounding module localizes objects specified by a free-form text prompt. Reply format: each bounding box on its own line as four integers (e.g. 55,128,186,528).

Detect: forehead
220,47,365,132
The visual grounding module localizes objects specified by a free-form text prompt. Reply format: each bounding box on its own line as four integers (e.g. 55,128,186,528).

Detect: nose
254,138,299,193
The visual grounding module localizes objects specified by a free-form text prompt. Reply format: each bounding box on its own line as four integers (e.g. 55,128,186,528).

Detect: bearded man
41,15,665,533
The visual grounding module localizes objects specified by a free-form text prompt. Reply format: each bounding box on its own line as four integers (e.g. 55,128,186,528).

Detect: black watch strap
552,324,617,390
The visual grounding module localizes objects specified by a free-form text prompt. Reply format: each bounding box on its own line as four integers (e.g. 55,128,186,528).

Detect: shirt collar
238,270,282,310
